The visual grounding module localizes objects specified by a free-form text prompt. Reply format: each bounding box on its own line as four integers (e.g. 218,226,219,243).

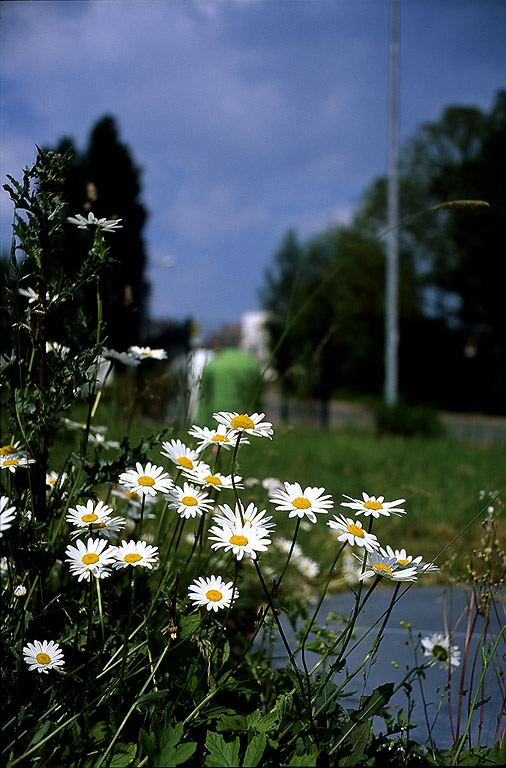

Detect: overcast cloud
1,0,505,333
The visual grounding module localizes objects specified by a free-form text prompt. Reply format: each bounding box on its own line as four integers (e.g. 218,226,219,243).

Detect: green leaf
158,740,197,767
336,720,371,767
275,692,293,723
204,732,240,767
179,613,202,638
109,742,137,767
140,722,197,767
283,753,318,767
216,711,261,733
255,712,278,733
243,732,266,767
28,720,51,747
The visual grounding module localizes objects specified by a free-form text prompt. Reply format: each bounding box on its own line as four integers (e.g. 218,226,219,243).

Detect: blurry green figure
197,347,264,427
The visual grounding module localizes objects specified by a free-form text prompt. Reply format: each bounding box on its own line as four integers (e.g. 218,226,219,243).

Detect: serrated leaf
256,712,278,733
158,740,197,767
284,753,318,766
243,732,266,767
216,711,261,733
204,732,240,767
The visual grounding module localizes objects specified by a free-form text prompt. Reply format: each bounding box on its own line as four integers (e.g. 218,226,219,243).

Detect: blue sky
1,0,505,335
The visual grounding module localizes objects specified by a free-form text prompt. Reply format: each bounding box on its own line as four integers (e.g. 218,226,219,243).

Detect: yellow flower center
211,434,229,443
182,496,198,506
177,457,193,469
229,534,249,547
48,479,57,486
125,553,142,563
292,497,311,509
3,458,19,466
397,558,410,566
82,553,99,565
0,445,17,455
230,414,255,430
347,523,365,538
36,652,51,665
373,563,392,575
91,522,106,529
206,589,223,602
204,475,222,486
364,500,383,510
125,491,140,501
138,475,155,486
82,513,98,523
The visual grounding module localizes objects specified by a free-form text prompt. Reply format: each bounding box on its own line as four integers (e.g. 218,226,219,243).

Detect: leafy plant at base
1,151,504,767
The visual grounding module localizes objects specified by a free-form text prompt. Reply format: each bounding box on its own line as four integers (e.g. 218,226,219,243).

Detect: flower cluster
14,406,442,680
326,492,438,583
0,441,35,474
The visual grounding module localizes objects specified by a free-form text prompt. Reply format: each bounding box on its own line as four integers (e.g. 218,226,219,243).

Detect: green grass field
224,423,505,578
65,391,506,584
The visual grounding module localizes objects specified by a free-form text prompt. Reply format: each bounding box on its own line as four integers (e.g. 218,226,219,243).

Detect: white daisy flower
14,584,27,598
342,549,361,585
275,538,303,558
88,433,120,450
23,639,65,674
327,514,380,552
63,418,107,433
160,439,200,471
187,424,239,452
128,345,167,361
341,492,406,518
165,482,215,519
0,352,15,372
379,545,439,575
112,540,159,569
67,212,122,232
119,461,173,497
69,516,126,541
269,481,334,524
0,455,35,472
0,441,24,457
208,519,271,561
111,487,143,507
102,347,140,367
46,341,70,356
46,470,68,492
421,632,461,669
188,575,239,612
66,499,114,528
182,462,241,491
18,287,40,303
295,555,320,579
213,411,274,439
0,497,16,538
357,552,418,582
214,501,276,534
262,477,285,494
65,538,116,581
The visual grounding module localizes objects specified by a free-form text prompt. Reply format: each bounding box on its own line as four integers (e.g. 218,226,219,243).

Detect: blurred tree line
2,115,191,359
261,89,506,417
49,115,150,350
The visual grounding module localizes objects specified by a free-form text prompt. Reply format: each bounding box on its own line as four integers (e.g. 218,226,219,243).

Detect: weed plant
1,151,505,766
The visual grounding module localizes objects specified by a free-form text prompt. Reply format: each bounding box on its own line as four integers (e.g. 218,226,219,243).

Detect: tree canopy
51,115,149,350
260,90,506,415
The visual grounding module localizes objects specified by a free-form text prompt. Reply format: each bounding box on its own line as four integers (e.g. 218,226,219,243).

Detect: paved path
263,390,506,444
267,585,505,749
